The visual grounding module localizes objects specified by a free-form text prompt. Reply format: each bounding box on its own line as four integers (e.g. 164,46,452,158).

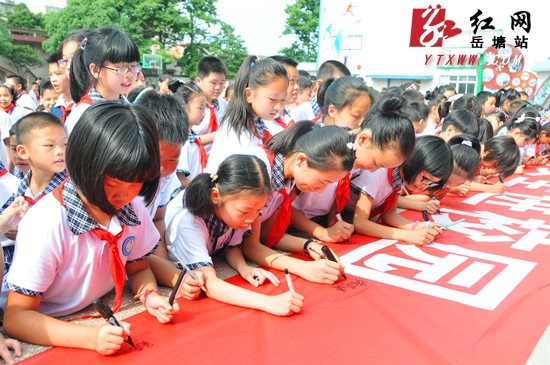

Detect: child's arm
243,218,342,284
146,254,204,300
176,172,192,189
468,180,507,194
397,194,440,214
224,246,280,287
353,192,439,246
197,131,216,145
289,206,354,243
126,259,179,324
3,292,129,355
195,265,303,316
0,196,28,235
152,206,168,257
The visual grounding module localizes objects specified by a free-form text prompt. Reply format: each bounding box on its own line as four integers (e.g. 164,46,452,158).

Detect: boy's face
196,72,226,104
49,62,70,97
159,141,181,178
296,87,312,105
41,89,59,112
16,125,67,175
9,134,30,174
284,65,299,106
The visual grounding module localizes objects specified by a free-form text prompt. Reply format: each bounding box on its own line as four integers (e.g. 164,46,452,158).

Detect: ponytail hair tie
80,37,87,50
461,140,472,147
515,113,526,124
346,142,358,151
210,172,218,182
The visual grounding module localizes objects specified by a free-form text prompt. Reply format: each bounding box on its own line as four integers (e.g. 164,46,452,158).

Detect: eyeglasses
102,65,142,75
57,59,71,68
420,171,440,187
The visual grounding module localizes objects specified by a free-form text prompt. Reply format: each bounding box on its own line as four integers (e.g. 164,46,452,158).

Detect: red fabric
273,116,288,129
370,169,401,222
255,127,273,145
335,173,350,213
194,138,208,170
312,113,322,123
90,227,126,313
206,104,218,132
77,93,93,107
60,103,74,123
0,167,8,177
19,165,550,365
2,103,15,115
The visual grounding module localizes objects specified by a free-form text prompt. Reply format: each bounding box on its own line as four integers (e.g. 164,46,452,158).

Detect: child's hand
488,182,507,194
410,224,441,246
450,184,470,196
299,258,342,284
0,335,22,364
95,322,130,355
178,270,205,300
321,221,354,242
424,199,441,214
144,291,180,324
247,267,280,287
265,291,304,316
515,165,524,174
0,196,28,235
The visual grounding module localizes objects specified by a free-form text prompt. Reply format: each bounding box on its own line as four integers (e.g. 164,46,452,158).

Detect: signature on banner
339,241,535,310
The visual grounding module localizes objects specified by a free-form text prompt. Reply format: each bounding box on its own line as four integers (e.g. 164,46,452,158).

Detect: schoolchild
206,56,288,173
286,75,313,111
8,123,29,178
65,26,141,135
47,52,72,123
0,85,30,123
192,56,228,152
439,109,479,142
315,75,372,130
4,74,36,111
476,91,496,117
419,92,446,136
345,135,452,246
525,120,550,165
38,81,58,113
267,55,299,132
495,109,540,168
408,100,430,135
3,101,179,355
0,110,14,168
242,122,352,284
165,154,304,315
494,88,520,119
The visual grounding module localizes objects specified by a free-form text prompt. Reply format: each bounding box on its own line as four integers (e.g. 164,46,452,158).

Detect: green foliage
7,44,44,67
281,0,319,62
206,23,248,78
0,21,13,56
6,3,46,30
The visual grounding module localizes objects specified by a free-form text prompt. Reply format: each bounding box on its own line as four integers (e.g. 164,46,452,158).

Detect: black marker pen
93,299,135,347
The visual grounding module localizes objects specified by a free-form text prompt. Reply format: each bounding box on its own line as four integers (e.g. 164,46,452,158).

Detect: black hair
316,60,351,80
401,89,425,103
507,100,530,118
70,26,140,102
168,79,186,94
447,134,481,180
267,121,355,172
269,55,298,68
408,101,430,120
452,94,482,118
5,74,25,90
496,109,541,141
57,28,90,60
483,136,521,177
361,93,416,159
477,118,494,144
221,56,288,141
46,52,58,64
298,69,311,79
319,75,372,118
15,112,64,145
436,84,456,96
174,81,205,109
66,101,160,216
298,75,313,92
494,88,520,108
127,86,147,103
196,56,228,79
185,154,270,217
476,91,495,106
134,92,189,145
441,109,479,136
402,135,453,188
40,81,55,95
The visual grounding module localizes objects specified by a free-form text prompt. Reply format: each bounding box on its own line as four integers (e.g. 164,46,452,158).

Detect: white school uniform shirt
15,91,37,111
143,173,181,219
496,127,526,163
5,180,160,316
177,132,202,182
345,167,398,213
166,209,246,269
0,163,20,249
191,98,227,154
205,122,265,174
0,111,13,166
418,118,438,136
290,101,315,122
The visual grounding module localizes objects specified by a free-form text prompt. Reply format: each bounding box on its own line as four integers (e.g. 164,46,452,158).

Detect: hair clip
210,172,218,182
250,61,256,68
461,140,472,147
80,37,87,50
346,142,358,151
515,113,526,124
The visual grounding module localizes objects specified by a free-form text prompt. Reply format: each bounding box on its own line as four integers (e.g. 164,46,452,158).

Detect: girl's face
486,114,501,132
245,77,288,121
539,131,550,144
104,175,144,211
354,132,406,172
186,94,207,126
134,72,146,89
407,170,442,191
327,94,371,130
49,62,70,96
0,86,13,109
509,129,535,148
158,78,170,94
92,61,139,100
482,96,496,116
291,153,348,193
159,141,181,178
61,40,80,76
215,193,269,229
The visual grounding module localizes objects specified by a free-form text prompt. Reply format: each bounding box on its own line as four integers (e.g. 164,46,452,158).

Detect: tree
1,17,44,75
280,0,319,62
6,3,45,30
0,22,13,56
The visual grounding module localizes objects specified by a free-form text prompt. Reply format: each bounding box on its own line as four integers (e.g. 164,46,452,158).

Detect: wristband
140,288,161,307
303,238,316,255
411,221,419,230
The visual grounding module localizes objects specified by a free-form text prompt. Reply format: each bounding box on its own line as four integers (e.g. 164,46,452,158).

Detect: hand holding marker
93,298,135,348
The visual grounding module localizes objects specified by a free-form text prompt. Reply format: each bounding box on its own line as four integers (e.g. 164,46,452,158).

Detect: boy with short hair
4,74,36,111
47,52,74,123
0,112,67,279
38,81,59,113
192,56,228,153
8,123,29,179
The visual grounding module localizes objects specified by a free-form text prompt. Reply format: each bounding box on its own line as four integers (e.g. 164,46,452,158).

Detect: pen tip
284,268,289,275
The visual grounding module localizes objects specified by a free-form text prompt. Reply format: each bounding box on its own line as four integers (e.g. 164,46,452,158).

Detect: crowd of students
0,25,549,362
